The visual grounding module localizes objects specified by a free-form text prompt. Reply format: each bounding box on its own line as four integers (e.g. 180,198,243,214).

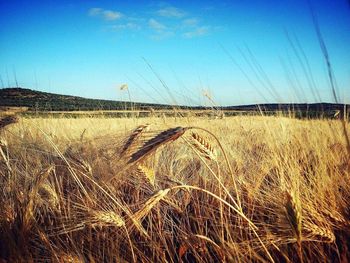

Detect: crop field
0,114,349,262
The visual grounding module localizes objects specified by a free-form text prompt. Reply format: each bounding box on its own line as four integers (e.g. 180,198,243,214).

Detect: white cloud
89,5,217,40
88,7,123,21
111,23,141,31
183,26,210,38
151,31,174,40
148,18,174,40
182,18,199,27
148,18,166,31
88,7,102,16
103,10,123,21
157,6,185,18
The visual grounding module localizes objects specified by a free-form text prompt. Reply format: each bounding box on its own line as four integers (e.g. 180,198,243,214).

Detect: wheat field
0,115,349,262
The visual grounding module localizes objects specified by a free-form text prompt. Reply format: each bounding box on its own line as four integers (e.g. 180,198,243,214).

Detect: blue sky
1,0,349,106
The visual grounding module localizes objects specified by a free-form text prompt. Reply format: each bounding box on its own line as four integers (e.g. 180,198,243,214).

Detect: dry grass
0,115,349,262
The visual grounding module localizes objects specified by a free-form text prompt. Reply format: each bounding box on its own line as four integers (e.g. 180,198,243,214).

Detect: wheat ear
132,189,170,221
304,222,335,243
38,183,59,208
284,191,302,238
321,209,348,228
90,210,125,228
190,132,217,161
129,127,187,163
23,166,54,232
136,165,155,186
284,190,303,262
56,253,84,263
122,124,150,154
0,138,11,171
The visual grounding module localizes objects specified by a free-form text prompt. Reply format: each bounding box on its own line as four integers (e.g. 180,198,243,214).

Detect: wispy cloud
182,18,199,27
148,18,174,40
151,31,174,40
88,4,217,40
148,18,166,31
157,6,185,18
103,10,123,20
89,8,102,16
88,7,123,21
183,26,210,38
110,22,141,31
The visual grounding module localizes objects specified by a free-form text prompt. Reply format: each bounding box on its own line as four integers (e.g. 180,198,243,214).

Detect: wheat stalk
129,127,187,163
284,190,303,262
56,252,84,263
2,204,15,224
187,126,243,212
0,138,11,171
23,166,54,231
136,164,155,186
321,209,348,228
38,183,59,208
190,132,217,161
90,210,125,228
132,189,170,222
122,124,150,154
284,191,302,236
304,222,335,243
161,197,183,214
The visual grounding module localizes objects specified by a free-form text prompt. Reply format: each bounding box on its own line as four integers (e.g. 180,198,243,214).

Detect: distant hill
0,87,171,111
223,103,347,112
0,88,348,116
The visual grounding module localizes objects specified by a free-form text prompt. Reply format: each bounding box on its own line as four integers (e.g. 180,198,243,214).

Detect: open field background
1,0,349,262
0,115,349,262
1,88,348,119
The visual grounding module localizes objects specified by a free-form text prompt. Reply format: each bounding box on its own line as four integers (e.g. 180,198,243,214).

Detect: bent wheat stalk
132,189,171,222
284,190,303,262
121,124,150,154
170,184,274,262
0,138,11,172
190,132,217,161
188,126,242,212
136,164,155,186
90,210,125,228
129,126,187,163
304,222,335,243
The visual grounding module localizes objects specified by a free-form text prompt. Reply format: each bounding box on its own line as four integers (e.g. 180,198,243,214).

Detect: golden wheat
190,132,217,161
132,189,171,221
121,124,150,154
1,116,349,262
90,210,125,228
321,209,348,228
136,164,155,186
129,126,187,163
284,190,303,261
38,183,59,208
304,222,335,243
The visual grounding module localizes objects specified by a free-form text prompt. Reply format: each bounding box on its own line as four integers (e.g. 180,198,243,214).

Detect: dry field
0,115,349,262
